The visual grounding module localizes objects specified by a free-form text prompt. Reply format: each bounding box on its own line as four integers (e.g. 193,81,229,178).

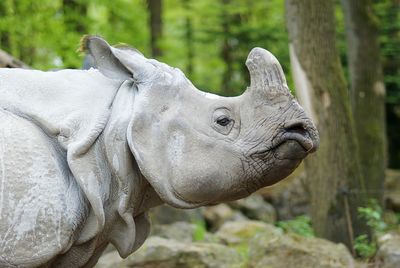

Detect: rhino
0,36,318,267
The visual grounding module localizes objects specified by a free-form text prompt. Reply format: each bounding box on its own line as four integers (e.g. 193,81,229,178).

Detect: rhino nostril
281,120,315,152
284,120,308,135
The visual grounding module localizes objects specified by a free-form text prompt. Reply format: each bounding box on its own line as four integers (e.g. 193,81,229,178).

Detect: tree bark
147,0,163,58
384,0,400,168
62,0,87,33
220,0,233,96
62,0,87,68
341,0,386,203
183,0,194,77
0,1,10,52
286,0,368,249
0,0,18,60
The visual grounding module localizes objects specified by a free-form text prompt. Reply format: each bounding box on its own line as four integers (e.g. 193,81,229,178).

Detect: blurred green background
0,1,397,98
0,0,290,96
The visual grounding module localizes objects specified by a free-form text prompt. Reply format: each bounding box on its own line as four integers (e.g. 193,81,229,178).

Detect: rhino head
84,36,319,209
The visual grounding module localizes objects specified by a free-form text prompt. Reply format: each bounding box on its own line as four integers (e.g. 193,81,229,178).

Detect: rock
102,244,117,255
354,261,369,268
150,221,218,243
215,220,281,245
130,237,244,268
383,211,400,228
248,232,355,268
95,236,244,268
384,169,400,212
202,203,247,231
149,204,204,225
258,168,310,220
229,194,277,223
376,231,400,268
151,221,197,242
95,250,124,268
96,220,360,268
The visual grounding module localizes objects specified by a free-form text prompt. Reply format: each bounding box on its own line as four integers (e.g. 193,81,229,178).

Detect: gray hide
0,36,319,267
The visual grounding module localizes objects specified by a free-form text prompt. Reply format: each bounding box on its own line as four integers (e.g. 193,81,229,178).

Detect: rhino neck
98,79,164,256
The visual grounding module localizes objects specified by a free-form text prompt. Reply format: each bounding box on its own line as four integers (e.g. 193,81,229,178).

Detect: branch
0,49,30,69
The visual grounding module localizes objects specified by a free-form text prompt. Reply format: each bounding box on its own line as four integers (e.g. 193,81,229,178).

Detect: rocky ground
95,169,400,268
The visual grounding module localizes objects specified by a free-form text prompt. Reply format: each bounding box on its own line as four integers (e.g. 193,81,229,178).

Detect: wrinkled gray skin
0,36,318,267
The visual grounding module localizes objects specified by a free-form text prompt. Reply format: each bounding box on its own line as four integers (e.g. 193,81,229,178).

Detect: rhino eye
212,108,235,135
216,117,231,126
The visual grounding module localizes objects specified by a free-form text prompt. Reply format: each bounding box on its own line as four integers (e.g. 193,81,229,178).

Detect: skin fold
0,36,318,267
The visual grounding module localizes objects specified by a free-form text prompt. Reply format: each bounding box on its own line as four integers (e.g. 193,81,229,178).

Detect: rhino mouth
271,120,318,160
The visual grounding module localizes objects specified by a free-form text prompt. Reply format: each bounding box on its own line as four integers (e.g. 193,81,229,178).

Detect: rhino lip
281,132,313,151
275,119,317,153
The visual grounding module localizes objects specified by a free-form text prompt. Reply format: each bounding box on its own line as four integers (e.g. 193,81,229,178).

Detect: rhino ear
81,35,156,82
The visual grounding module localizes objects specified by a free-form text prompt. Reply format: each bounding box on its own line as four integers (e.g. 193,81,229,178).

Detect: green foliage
276,215,315,238
358,199,387,234
163,0,290,95
192,219,207,241
0,0,396,100
0,0,290,96
354,199,392,259
0,0,66,68
87,0,150,54
354,234,377,259
0,0,150,69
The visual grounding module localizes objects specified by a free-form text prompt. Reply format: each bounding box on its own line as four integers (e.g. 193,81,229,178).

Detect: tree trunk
286,0,368,250
62,0,87,33
220,0,233,96
381,0,400,168
183,0,194,77
1,0,18,59
0,1,10,52
341,0,386,204
147,0,163,58
62,0,87,68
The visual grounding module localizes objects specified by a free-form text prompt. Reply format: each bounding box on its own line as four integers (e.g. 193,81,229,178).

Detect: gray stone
102,244,117,255
95,251,124,268
215,220,281,246
259,169,310,220
248,232,355,268
202,203,248,231
0,35,318,267
149,205,204,225
150,221,197,242
95,236,244,268
377,231,400,268
229,194,277,223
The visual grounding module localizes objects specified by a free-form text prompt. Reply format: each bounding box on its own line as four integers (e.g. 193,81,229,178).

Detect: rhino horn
245,47,288,94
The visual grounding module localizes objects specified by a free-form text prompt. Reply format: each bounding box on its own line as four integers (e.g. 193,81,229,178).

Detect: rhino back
0,109,87,267
0,68,120,140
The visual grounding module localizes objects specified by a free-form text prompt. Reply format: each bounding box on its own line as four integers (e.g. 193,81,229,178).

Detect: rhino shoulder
0,109,87,267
